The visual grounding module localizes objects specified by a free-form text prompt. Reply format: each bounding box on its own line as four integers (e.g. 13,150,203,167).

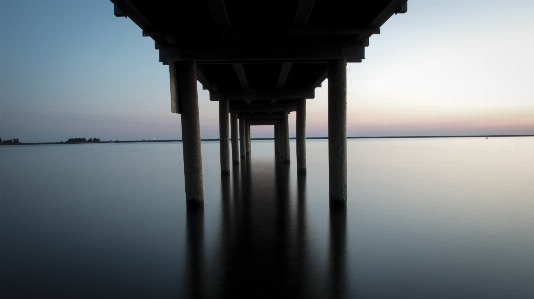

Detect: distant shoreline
1,135,533,146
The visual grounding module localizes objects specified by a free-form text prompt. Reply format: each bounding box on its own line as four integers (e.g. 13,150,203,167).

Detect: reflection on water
184,154,346,298
1,139,533,298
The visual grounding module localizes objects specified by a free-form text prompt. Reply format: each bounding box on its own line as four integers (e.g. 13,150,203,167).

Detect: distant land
1,135,533,146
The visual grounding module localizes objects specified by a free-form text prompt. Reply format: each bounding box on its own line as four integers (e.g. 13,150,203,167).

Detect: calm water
1,138,533,298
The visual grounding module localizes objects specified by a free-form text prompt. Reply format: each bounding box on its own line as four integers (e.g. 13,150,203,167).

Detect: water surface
1,138,533,298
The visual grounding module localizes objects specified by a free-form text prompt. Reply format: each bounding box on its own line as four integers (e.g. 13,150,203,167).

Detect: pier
111,0,407,206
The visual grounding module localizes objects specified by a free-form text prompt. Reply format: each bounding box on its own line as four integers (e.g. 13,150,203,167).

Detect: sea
1,137,533,299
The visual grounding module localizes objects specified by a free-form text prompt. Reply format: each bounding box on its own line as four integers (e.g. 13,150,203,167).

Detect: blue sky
1,0,533,142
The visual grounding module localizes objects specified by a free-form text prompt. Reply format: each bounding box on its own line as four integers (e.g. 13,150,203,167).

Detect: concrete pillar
230,112,239,164
281,112,290,164
249,123,250,155
219,100,230,175
296,98,306,174
328,59,347,206
274,123,280,154
176,61,203,206
239,118,246,158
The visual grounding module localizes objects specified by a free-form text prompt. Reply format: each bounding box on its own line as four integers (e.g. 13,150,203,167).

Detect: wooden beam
143,28,379,37
273,62,293,103
310,64,329,88
210,89,314,102
276,63,292,90
233,63,249,90
113,4,126,17
239,114,282,120
230,104,296,113
247,120,280,126
292,0,315,41
206,0,237,42
111,0,170,46
294,0,316,27
159,42,365,63
232,63,250,103
169,62,180,113
111,0,154,29
196,65,219,92
355,0,406,42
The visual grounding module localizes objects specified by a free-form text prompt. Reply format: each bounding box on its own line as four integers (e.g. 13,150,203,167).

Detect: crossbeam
210,89,314,102
239,113,283,120
159,42,364,62
230,103,296,113
143,28,379,39
247,119,280,126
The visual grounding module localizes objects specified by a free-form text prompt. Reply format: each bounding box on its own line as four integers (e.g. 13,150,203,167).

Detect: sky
0,0,533,143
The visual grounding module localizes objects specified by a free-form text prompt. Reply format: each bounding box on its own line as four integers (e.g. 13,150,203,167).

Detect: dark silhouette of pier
111,0,408,207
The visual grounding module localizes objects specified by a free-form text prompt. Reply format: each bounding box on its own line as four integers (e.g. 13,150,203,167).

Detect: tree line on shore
66,138,101,143
0,138,20,145
0,137,104,145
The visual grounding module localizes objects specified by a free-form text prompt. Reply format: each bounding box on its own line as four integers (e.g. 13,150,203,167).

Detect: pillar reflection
202,154,317,297
328,205,347,299
185,205,204,299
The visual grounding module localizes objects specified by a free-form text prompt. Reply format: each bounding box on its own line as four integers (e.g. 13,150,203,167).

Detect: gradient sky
1,0,533,142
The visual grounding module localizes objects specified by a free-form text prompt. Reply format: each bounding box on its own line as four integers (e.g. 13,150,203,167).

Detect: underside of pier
111,0,407,206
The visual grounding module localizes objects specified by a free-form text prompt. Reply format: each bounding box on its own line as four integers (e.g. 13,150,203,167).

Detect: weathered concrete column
274,123,281,154
281,112,290,164
239,118,246,158
230,112,239,164
328,59,347,206
246,124,251,154
219,100,230,175
175,61,204,206
296,98,306,174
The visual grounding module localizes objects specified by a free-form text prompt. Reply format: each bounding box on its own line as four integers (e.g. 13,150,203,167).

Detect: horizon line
3,134,533,146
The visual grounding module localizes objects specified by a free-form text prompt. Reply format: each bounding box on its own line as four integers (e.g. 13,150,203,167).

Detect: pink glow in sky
0,1,532,142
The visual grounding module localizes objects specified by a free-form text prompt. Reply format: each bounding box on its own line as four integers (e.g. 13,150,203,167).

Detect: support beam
159,42,365,63
296,98,306,174
233,63,251,104
273,62,293,103
246,119,280,126
230,112,239,164
196,65,219,91
276,63,292,90
230,103,296,113
280,112,290,164
246,124,251,154
291,0,316,40
169,62,180,113
274,123,281,154
210,89,315,102
239,118,246,158
176,61,204,206
293,0,316,27
310,64,329,89
206,0,237,42
219,100,230,175
144,28,379,39
328,59,347,206
239,113,282,121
